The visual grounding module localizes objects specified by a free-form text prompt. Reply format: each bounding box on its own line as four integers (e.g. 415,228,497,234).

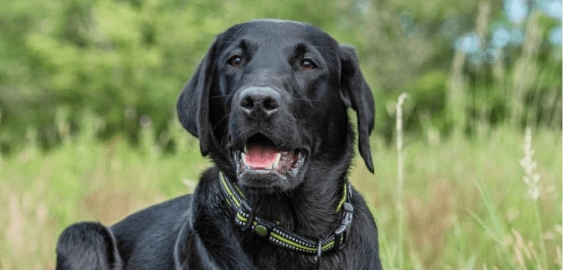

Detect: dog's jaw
235,149,307,176
225,131,309,193
232,149,308,193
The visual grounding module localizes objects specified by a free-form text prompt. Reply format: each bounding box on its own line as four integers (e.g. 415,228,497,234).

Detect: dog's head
177,19,374,194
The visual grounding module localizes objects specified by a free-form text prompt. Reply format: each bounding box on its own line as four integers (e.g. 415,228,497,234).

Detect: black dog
56,19,382,269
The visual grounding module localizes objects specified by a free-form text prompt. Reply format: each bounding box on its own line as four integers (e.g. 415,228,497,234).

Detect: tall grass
0,113,208,269
0,114,561,269
519,127,548,268
396,93,409,269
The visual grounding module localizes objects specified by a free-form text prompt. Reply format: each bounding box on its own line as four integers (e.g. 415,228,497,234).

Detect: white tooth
242,152,247,165
272,153,281,168
244,145,247,153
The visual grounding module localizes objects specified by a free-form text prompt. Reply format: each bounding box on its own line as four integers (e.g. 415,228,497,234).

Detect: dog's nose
239,87,280,120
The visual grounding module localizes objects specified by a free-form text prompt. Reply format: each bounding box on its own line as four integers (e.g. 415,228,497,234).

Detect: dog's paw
56,222,123,270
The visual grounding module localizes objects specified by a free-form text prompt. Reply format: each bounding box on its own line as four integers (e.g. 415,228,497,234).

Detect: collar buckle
334,202,354,250
237,200,254,231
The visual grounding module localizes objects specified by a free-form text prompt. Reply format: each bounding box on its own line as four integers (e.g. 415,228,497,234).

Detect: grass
352,124,561,269
0,115,561,269
396,93,409,269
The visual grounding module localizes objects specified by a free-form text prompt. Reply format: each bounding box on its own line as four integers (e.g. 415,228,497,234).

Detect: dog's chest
240,236,345,269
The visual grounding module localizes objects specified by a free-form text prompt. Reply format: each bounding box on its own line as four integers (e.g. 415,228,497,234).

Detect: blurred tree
0,0,560,153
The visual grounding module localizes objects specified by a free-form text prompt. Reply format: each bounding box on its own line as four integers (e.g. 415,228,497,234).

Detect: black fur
56,19,382,269
56,222,123,269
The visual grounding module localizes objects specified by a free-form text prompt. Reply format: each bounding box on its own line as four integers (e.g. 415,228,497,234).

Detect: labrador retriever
56,19,382,269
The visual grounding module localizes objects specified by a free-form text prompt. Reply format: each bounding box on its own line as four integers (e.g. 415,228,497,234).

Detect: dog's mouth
234,133,307,180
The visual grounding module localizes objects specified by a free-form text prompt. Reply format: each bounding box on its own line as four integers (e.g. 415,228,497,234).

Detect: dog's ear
339,45,375,173
56,222,123,270
176,41,218,156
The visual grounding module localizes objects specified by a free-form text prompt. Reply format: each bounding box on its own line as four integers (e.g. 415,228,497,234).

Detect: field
0,0,561,269
0,115,560,269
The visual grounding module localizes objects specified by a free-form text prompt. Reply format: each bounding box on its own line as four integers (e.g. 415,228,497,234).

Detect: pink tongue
245,146,279,169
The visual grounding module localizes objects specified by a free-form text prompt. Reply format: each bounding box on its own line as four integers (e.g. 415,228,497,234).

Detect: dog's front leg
174,227,254,270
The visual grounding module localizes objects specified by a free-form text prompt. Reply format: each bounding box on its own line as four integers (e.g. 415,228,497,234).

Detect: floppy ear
339,45,375,173
176,42,218,156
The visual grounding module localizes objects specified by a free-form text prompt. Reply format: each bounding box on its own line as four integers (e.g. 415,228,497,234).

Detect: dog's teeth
272,153,281,169
244,146,247,153
242,152,247,165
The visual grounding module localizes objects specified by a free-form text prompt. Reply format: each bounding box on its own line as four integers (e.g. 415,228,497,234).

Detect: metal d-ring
316,241,322,269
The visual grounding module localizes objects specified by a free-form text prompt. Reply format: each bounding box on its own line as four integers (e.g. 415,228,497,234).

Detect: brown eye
301,59,316,70
228,56,242,67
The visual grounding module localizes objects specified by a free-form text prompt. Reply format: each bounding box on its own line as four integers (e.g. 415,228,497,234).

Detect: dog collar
218,171,354,267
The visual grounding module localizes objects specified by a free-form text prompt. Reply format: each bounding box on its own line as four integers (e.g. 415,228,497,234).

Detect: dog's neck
241,169,347,239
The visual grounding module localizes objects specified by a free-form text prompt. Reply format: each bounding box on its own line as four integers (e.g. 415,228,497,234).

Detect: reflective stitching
219,171,353,255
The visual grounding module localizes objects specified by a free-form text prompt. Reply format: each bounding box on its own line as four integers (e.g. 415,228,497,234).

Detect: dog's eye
228,56,242,67
301,59,316,70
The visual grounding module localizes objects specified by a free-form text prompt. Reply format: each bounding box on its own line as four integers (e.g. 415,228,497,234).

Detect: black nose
239,87,280,120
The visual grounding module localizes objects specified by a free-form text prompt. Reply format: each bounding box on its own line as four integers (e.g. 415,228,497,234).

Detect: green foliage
0,0,561,153
404,70,450,133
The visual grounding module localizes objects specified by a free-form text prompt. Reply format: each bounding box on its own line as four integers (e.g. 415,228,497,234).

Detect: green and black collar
218,172,354,267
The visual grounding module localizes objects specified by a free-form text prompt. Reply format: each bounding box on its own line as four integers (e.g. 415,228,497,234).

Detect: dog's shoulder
111,193,193,233
109,193,193,269
347,188,383,269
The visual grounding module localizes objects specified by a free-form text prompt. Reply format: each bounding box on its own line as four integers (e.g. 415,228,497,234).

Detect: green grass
0,118,561,269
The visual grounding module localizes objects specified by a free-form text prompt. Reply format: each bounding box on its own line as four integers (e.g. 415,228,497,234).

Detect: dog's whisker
209,94,236,99
291,97,322,102
210,113,230,136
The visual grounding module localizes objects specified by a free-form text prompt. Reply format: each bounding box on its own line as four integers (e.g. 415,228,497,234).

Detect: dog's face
178,19,374,194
